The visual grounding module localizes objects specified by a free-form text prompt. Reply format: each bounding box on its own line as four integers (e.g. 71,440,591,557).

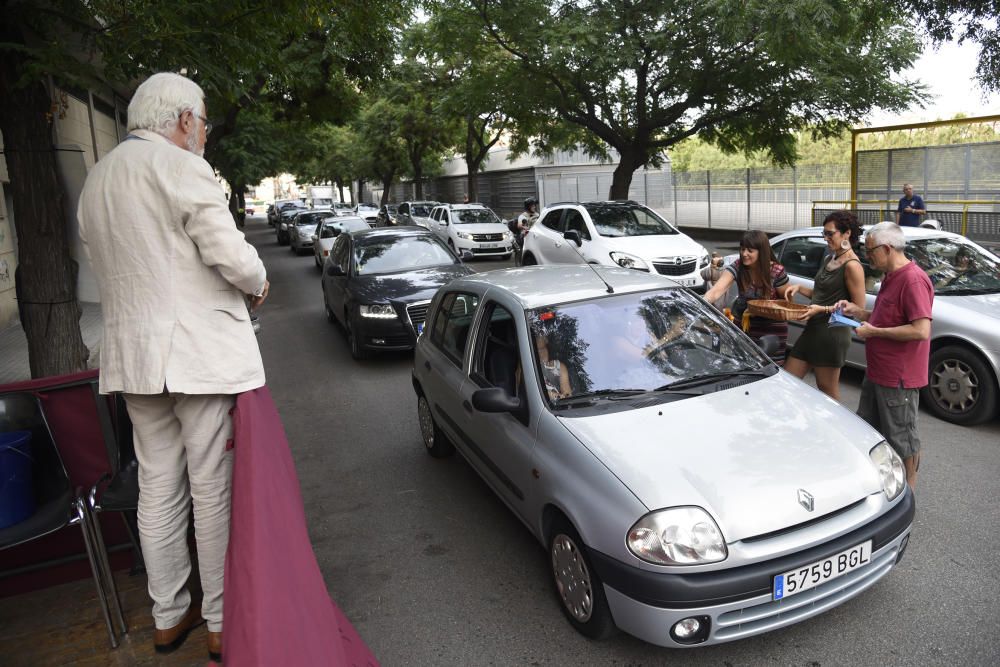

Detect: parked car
268,199,306,226
428,203,515,259
331,202,355,216
288,209,333,254
396,201,439,229
311,197,334,209
312,216,369,269
275,206,307,244
762,225,1000,426
322,226,474,359
376,204,400,227
522,201,711,292
412,264,913,647
355,203,380,227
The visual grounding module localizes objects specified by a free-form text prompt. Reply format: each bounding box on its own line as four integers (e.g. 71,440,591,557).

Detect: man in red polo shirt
836,222,933,490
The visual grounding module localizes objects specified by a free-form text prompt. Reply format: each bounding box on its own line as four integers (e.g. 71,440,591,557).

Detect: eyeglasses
822,229,838,238
196,114,213,135
865,243,889,256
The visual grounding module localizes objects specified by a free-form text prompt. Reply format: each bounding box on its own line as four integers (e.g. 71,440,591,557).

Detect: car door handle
554,241,562,248
424,360,432,372
463,400,473,413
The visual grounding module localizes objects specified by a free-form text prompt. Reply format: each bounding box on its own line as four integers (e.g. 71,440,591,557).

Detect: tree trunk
335,178,346,204
357,178,365,204
379,171,394,208
0,40,89,378
609,150,645,200
236,188,246,228
413,164,423,199
228,190,241,226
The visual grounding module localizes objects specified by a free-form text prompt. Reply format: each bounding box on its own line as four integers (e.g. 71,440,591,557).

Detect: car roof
445,265,679,309
326,216,366,224
403,200,439,205
778,225,963,241
347,225,437,243
436,203,488,210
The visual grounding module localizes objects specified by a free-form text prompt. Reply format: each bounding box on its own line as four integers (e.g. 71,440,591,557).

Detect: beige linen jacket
78,130,267,395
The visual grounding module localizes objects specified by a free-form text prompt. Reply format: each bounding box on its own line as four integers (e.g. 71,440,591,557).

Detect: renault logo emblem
797,489,815,512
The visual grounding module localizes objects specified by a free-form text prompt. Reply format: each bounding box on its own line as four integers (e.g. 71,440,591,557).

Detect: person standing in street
835,221,933,491
895,183,926,227
78,72,269,663
514,197,539,265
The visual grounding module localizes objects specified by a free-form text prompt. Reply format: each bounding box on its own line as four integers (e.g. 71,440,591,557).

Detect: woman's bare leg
783,356,811,379
814,366,843,401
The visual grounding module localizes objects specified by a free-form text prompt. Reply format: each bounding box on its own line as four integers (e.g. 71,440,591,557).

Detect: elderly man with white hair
78,71,269,662
835,222,933,491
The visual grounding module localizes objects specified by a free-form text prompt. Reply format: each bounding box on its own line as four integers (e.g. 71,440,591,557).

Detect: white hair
867,221,906,250
127,72,205,137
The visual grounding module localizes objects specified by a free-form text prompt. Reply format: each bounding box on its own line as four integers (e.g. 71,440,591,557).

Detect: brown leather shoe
207,630,222,662
153,604,203,654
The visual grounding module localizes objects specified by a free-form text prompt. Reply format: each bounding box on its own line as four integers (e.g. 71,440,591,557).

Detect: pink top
865,261,934,389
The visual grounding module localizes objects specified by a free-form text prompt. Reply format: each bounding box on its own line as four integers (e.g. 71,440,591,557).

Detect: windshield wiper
656,369,771,391
554,388,648,405
938,287,998,296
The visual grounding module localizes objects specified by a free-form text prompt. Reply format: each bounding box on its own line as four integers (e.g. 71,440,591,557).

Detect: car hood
352,265,472,304
598,233,705,259
452,222,508,235
557,372,884,542
937,291,1000,322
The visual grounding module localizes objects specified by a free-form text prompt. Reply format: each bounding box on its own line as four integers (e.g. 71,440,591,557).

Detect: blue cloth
896,195,925,227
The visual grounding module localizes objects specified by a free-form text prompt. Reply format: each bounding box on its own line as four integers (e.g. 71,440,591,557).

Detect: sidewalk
0,302,103,385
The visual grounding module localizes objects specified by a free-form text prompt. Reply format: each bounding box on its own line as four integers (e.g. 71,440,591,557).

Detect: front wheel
417,395,454,458
521,253,537,266
923,345,997,425
548,517,616,640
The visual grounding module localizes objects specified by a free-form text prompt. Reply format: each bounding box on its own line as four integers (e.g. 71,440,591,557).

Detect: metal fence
669,164,849,232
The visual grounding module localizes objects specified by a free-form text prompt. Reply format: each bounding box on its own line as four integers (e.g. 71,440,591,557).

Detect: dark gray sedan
321,227,473,359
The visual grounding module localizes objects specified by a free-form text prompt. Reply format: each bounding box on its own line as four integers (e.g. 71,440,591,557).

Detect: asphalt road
245,217,1000,666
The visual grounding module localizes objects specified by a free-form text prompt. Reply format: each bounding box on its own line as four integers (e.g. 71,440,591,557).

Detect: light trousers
124,393,235,632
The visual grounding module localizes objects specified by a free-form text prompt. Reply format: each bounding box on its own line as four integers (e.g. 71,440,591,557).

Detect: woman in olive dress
784,210,867,400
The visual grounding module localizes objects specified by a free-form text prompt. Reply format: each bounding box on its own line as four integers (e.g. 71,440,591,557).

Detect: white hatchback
522,201,711,291
429,204,515,259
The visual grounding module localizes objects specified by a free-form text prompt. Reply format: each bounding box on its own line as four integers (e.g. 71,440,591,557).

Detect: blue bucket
0,430,35,530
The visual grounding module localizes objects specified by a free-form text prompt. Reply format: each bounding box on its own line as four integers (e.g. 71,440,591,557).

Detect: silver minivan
412,265,913,648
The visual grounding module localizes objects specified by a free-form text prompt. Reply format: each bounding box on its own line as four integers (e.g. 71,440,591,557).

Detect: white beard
186,132,204,157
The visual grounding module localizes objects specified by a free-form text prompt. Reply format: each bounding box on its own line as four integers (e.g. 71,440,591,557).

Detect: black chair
86,383,143,639
0,391,122,648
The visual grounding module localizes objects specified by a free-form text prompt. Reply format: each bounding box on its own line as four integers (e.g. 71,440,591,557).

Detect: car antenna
563,232,614,293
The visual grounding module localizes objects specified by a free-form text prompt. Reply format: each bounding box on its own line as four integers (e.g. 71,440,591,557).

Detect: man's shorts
857,376,921,459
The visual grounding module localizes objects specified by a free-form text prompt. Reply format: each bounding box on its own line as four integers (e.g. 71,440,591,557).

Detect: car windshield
384,205,398,214
354,236,457,275
411,204,434,217
899,237,1000,295
452,209,500,224
584,204,677,237
528,289,769,406
296,213,330,226
357,205,378,213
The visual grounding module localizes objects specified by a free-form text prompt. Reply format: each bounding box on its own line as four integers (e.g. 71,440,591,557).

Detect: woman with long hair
704,230,793,363
784,210,867,400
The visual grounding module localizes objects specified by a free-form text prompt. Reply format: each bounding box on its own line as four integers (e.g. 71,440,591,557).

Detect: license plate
773,540,871,600
480,243,499,249
677,277,698,287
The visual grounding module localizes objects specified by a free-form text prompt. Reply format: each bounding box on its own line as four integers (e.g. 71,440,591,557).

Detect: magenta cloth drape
223,386,378,666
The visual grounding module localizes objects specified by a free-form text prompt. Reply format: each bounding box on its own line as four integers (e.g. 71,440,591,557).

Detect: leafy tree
462,0,923,199
294,123,359,204
899,2,1000,93
0,0,408,376
352,97,409,207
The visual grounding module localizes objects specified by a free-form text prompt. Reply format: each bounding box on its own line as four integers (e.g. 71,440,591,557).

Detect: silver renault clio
412,265,914,648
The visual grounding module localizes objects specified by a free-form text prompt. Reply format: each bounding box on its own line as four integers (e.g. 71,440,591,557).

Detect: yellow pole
961,204,969,237
850,131,857,206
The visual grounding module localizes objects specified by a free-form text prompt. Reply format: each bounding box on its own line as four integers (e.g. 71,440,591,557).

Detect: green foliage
351,96,409,194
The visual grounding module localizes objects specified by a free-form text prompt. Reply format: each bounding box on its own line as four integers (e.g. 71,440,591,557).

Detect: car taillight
323,250,329,256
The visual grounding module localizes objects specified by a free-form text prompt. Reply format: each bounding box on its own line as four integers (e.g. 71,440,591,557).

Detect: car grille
652,257,697,276
713,541,901,643
472,233,504,242
406,301,431,334
369,334,411,346
471,247,507,254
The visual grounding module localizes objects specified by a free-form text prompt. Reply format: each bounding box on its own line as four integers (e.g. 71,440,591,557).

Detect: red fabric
866,261,935,388
0,369,111,489
224,387,378,667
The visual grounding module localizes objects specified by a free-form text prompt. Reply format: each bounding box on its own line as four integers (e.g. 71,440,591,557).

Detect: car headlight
455,231,473,240
869,441,905,500
699,252,710,268
609,251,649,271
359,304,396,319
627,507,727,565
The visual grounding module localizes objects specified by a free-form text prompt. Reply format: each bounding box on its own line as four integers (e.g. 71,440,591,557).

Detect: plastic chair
0,391,122,648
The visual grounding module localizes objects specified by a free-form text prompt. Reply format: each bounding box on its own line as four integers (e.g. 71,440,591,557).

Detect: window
780,236,828,278
399,203,409,215
584,203,676,237
331,236,350,273
430,292,481,366
540,209,564,231
473,304,521,397
564,209,591,240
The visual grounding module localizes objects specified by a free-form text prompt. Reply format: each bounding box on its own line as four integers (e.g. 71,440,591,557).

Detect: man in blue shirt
895,183,926,227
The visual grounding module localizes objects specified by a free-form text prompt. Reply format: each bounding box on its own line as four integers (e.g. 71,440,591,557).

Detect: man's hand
833,299,866,320
249,280,270,312
856,322,878,339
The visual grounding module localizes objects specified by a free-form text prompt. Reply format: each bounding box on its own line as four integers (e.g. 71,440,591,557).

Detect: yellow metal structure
811,199,1000,236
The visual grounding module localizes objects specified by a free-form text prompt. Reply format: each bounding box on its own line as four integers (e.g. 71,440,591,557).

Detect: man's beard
186,132,204,157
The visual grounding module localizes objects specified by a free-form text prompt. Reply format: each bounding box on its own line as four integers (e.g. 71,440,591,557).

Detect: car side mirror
326,264,345,277
563,229,583,247
471,387,521,413
757,334,780,357
460,250,475,262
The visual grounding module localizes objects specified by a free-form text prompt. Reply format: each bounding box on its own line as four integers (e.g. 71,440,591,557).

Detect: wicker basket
746,299,809,321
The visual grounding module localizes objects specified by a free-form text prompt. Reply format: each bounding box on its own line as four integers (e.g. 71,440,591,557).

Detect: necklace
834,248,851,259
